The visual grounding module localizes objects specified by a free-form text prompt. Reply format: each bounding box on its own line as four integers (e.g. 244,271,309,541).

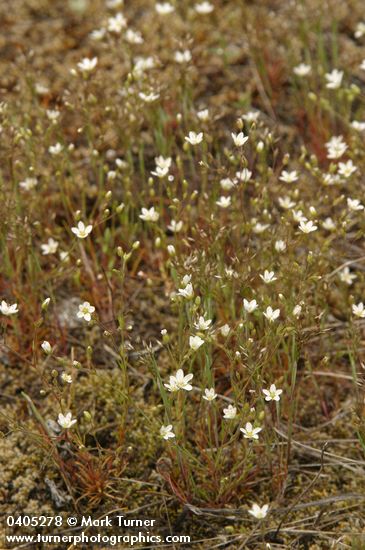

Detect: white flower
248,503,269,519
352,302,365,318
46,109,60,122
298,219,318,233
168,220,183,233
189,335,205,350
338,160,357,178
355,22,365,38
240,422,262,440
41,341,52,354
139,207,159,222
263,306,280,322
339,267,356,285
195,1,214,13
325,135,347,159
220,324,230,337
61,373,73,384
71,221,93,238
133,56,155,75
77,57,98,73
322,217,336,231
242,111,260,123
292,304,302,318
160,424,175,440
181,274,191,286
351,120,365,132
203,388,217,401
164,369,194,392
293,63,311,77
194,316,212,331
278,196,296,210
279,170,298,183
155,2,175,14
77,301,95,322
275,240,286,252
19,177,38,190
223,404,237,419
41,238,59,255
263,384,282,402
252,222,269,234
185,131,203,145
231,132,249,147
90,28,106,41
48,143,63,155
58,412,77,429
220,177,236,191
325,69,343,89
151,156,171,177
360,60,365,71
106,0,123,7
347,198,364,211
125,29,143,44
216,196,231,208
197,108,209,121
177,282,194,299
107,13,127,33
0,301,18,315
260,270,277,284
243,299,258,313
236,169,252,182
174,50,192,64
292,209,306,223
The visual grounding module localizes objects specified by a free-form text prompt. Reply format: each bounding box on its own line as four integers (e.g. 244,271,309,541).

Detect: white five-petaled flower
0,301,18,315
41,341,52,354
298,219,317,233
197,108,209,121
325,69,343,89
203,388,217,401
263,384,283,402
223,404,237,419
220,324,230,337
240,422,262,440
77,57,98,73
185,131,203,145
139,207,159,222
355,22,365,39
236,168,252,182
155,2,175,15
293,304,302,318
177,282,194,299
195,1,214,13
71,221,93,238
275,240,286,252
339,267,356,285
338,160,357,178
189,335,205,351
77,301,95,322
351,120,365,132
220,177,236,190
61,373,73,384
352,302,365,318
168,220,183,233
243,298,258,313
260,270,277,284
160,424,175,440
125,29,144,45
139,91,159,102
293,63,311,77
322,217,336,231
231,132,249,147
174,50,192,64
19,177,38,190
48,143,63,155
216,196,231,209
164,369,194,392
58,412,77,429
279,170,298,183
325,135,347,159
41,238,59,255
107,13,127,33
151,156,171,178
347,198,364,211
263,306,280,322
248,503,269,519
194,316,212,331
